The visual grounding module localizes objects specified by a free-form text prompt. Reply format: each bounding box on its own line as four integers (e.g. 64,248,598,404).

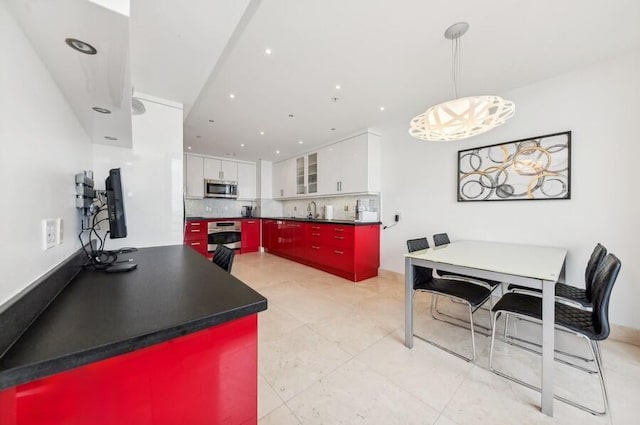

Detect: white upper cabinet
318,131,381,196
275,131,381,198
203,158,238,181
185,155,204,199
237,162,257,200
185,155,255,199
272,158,296,199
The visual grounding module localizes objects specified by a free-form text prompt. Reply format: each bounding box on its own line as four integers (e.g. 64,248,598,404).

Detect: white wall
0,2,93,303
378,50,640,329
92,93,184,249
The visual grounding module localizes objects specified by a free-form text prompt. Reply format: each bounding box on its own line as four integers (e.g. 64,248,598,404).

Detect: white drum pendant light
409,22,515,141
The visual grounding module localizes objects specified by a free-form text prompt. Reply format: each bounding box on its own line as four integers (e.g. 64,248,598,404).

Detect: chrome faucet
307,201,317,219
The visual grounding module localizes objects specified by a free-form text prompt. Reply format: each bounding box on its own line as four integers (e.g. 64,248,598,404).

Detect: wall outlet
344,205,349,211
395,212,401,222
42,219,57,250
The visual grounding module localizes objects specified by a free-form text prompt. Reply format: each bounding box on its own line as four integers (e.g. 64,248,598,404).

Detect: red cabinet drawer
184,221,206,241
185,240,207,256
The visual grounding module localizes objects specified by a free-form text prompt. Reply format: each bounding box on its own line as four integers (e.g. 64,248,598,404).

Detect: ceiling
130,0,640,162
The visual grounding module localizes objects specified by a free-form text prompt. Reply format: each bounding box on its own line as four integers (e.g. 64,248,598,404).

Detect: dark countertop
186,216,249,221
0,245,267,390
264,217,381,226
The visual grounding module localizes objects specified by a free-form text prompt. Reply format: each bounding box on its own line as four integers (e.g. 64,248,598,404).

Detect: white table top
405,240,567,282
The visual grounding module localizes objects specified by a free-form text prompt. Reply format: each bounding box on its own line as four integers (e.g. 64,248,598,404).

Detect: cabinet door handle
312,233,320,236
190,242,201,246
191,222,201,226
334,228,344,232
336,181,340,191
312,226,320,229
312,246,320,250
334,236,344,240
334,250,344,255
190,229,201,233
248,221,255,224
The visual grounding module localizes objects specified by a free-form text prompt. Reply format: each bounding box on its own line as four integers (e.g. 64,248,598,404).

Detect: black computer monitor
105,168,127,239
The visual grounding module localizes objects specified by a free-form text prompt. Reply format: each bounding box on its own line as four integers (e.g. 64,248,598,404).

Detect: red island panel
0,315,258,425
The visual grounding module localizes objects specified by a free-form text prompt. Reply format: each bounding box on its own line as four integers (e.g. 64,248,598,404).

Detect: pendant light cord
451,33,461,99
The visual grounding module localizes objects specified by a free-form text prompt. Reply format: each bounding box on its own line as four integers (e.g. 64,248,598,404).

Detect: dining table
404,240,567,417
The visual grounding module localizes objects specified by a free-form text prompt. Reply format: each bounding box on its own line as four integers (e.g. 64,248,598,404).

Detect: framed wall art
457,131,571,202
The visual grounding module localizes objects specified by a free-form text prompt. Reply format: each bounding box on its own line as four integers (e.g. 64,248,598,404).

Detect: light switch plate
42,219,57,250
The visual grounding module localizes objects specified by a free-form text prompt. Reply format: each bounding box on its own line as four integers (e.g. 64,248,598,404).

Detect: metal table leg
541,279,555,416
405,257,413,349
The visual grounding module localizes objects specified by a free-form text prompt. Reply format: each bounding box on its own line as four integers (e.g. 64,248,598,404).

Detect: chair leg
468,305,476,362
490,312,609,416
489,311,501,371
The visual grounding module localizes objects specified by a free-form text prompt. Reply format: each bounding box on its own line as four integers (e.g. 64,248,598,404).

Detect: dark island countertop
0,245,267,390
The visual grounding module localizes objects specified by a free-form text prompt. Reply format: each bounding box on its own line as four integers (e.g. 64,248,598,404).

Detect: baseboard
610,324,640,346
379,268,640,347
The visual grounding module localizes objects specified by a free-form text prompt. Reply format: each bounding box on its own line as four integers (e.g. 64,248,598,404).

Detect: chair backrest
585,243,607,300
433,233,451,247
406,238,433,288
590,253,621,340
212,245,235,273
407,238,429,253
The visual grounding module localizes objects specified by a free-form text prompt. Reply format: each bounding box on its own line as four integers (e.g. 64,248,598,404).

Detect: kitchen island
0,245,267,425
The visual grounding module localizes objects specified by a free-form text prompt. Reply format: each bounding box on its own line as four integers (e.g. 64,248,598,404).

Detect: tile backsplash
184,195,378,221
281,195,379,221
184,198,257,218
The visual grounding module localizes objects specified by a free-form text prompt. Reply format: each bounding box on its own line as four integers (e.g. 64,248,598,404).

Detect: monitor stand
104,263,138,273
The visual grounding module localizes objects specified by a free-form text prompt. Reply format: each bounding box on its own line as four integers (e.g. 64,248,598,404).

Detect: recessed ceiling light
208,119,214,123
92,107,111,114
260,131,265,135
229,93,235,99
187,146,192,150
196,135,201,138
65,38,97,55
104,136,117,141
335,84,341,90
241,144,245,147
288,114,294,118
298,140,304,144
276,150,280,154
330,127,336,131
379,106,385,111
265,47,272,55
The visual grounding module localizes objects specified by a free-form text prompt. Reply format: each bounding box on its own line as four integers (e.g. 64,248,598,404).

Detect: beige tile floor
232,252,640,425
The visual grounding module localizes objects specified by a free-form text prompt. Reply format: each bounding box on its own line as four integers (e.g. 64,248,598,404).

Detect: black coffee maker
241,205,253,218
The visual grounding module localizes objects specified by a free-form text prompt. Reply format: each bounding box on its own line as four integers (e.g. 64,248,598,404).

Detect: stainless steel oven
207,221,241,252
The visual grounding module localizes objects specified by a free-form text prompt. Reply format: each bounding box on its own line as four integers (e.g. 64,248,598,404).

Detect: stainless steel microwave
204,179,238,198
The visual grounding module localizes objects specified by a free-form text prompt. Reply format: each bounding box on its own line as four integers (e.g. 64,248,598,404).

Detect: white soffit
130,0,253,116
8,0,132,148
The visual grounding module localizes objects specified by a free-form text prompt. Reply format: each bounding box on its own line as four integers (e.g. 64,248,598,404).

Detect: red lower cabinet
183,220,207,256
0,315,259,425
241,219,260,253
265,220,380,282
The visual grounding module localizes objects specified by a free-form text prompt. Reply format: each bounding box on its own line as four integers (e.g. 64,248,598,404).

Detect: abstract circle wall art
457,131,571,202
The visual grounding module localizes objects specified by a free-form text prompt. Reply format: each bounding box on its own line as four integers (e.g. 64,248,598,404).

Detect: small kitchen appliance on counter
241,205,253,218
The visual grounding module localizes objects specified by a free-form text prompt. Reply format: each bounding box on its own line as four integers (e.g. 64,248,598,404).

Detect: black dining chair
407,237,493,362
507,243,607,309
212,245,235,273
489,253,621,415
